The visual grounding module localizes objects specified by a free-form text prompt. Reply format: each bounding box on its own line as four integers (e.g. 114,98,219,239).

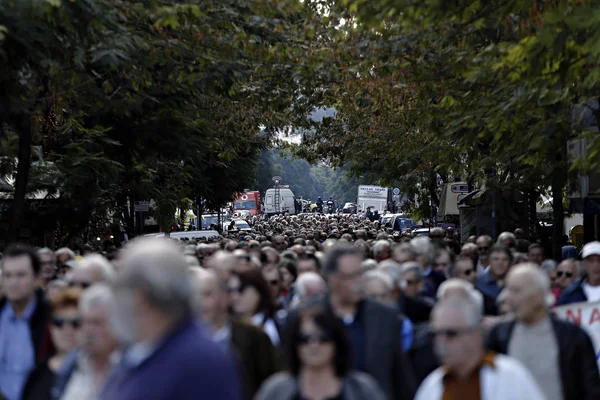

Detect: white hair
78,254,115,283
401,261,424,281
295,272,326,300
378,260,405,289
363,270,394,292
509,263,555,307
410,236,434,265
55,247,76,260
497,231,516,245
434,296,482,328
116,238,193,321
361,258,378,272
185,255,200,267
372,240,391,258
38,247,56,263
436,278,484,312
80,283,114,314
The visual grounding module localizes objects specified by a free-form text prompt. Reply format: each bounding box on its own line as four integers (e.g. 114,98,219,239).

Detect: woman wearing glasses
21,289,81,400
256,307,385,400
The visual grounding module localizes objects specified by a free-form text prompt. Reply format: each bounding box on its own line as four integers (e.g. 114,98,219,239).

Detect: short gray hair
401,261,424,282
497,231,516,245
377,260,405,289
80,284,114,314
364,270,394,292
361,258,378,272
295,272,326,299
116,238,193,321
434,296,482,328
38,248,56,263
410,237,434,265
79,254,115,283
372,240,391,258
437,278,484,311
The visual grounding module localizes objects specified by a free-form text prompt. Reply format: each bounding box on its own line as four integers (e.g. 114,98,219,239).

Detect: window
234,200,256,210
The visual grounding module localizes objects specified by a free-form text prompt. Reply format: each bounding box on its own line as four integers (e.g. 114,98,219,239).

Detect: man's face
555,260,576,290
528,248,544,266
272,236,287,252
330,254,363,305
1,255,38,303
455,259,476,285
81,304,119,357
505,272,543,322
297,259,318,275
364,279,394,306
197,277,228,325
403,270,422,297
262,267,281,301
393,249,412,265
39,253,56,282
378,246,392,261
434,251,451,275
584,255,600,285
432,306,481,370
489,251,511,281
476,237,491,258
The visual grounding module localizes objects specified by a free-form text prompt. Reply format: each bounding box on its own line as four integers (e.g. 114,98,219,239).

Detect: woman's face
297,318,335,370
50,306,81,354
231,279,260,316
280,267,294,290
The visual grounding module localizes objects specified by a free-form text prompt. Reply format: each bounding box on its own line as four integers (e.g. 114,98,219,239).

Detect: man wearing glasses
552,259,577,301
475,235,492,274
415,296,545,400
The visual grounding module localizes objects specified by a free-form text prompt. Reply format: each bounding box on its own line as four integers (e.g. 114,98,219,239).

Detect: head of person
1,243,41,305
410,237,434,270
450,255,477,285
38,247,57,283
431,297,484,373
262,266,283,302
261,247,281,270
204,251,238,282
191,269,228,328
295,272,327,303
80,284,119,359
271,235,288,252
230,269,275,318
232,249,254,272
110,238,194,344
324,244,364,306
69,254,115,290
401,262,424,297
434,248,453,276
372,240,392,263
489,245,513,281
527,243,545,266
497,232,517,250
540,259,558,286
363,270,395,307
467,235,477,244
429,227,445,240
582,241,600,286
505,263,551,324
475,235,492,259
392,242,415,264
55,247,76,274
514,228,525,240
297,253,321,276
555,259,577,291
49,288,82,355
279,258,297,291
285,306,351,377
377,260,404,300
47,279,68,300
436,278,483,312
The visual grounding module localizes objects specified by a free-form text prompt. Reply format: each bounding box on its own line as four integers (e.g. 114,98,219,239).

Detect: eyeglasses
69,281,91,289
52,316,82,329
297,332,332,345
433,327,476,339
556,271,573,278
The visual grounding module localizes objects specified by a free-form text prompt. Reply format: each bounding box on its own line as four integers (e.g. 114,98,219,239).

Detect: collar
443,352,496,383
424,267,432,276
123,340,157,369
3,296,38,321
212,322,232,343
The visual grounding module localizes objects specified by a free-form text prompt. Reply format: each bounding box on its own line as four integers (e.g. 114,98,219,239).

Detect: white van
145,230,219,240
263,187,298,215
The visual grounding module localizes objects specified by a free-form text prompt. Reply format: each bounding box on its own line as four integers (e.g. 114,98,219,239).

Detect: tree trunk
551,144,567,261
7,116,32,242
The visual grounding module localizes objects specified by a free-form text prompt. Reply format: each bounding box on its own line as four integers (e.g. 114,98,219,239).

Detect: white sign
134,201,149,212
554,300,600,367
358,185,388,199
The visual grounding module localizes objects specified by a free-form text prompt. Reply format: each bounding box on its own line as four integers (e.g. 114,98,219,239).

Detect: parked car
223,220,252,232
342,202,357,214
411,228,430,237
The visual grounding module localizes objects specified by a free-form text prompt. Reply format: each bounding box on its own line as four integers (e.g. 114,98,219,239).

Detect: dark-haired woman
255,307,385,400
229,270,282,346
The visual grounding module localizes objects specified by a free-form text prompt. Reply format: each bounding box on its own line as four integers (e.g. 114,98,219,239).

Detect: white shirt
252,313,280,346
583,282,600,302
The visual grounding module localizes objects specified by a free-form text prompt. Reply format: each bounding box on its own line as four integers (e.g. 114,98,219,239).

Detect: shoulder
415,368,444,399
559,279,585,300
364,299,398,320
255,372,296,400
346,371,385,396
492,354,536,378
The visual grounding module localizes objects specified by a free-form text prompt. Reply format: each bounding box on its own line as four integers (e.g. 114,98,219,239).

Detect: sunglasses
297,332,332,345
433,327,475,339
69,281,91,289
52,316,82,329
556,271,573,278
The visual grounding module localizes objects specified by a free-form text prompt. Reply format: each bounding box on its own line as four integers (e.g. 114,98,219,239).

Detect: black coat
285,298,417,400
398,295,434,324
487,317,600,400
407,322,440,385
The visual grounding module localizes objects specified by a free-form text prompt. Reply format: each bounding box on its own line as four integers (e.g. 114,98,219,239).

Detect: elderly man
53,284,120,399
416,297,545,400
293,272,327,305
449,255,477,285
410,237,446,299
527,243,545,266
101,238,242,400
392,243,415,265
488,264,600,400
553,258,577,298
204,251,239,282
37,248,57,289
372,240,392,263
558,241,600,305
296,253,321,275
192,270,279,399
68,254,115,289
475,235,492,273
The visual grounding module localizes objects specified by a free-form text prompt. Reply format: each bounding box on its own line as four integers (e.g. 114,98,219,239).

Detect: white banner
358,185,388,199
554,300,600,368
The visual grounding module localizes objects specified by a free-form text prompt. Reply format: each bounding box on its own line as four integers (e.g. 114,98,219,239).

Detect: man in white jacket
416,296,546,400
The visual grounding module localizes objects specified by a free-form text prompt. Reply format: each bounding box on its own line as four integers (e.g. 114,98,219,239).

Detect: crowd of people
1,212,600,400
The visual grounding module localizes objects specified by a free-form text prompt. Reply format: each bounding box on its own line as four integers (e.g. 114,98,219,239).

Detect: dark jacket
101,319,242,400
557,277,588,305
230,319,280,399
487,317,600,400
407,322,439,385
21,360,55,400
420,269,446,300
398,295,433,324
285,298,416,400
0,288,53,364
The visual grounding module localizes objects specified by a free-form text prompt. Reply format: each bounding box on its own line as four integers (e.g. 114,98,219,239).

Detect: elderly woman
256,306,385,400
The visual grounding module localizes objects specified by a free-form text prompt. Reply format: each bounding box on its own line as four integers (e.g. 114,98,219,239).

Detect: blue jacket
101,318,242,400
557,278,588,306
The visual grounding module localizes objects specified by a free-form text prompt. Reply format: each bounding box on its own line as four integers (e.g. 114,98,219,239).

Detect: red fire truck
233,191,261,215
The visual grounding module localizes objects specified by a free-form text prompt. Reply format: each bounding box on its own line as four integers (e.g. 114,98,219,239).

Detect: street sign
393,187,400,195
134,201,149,212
